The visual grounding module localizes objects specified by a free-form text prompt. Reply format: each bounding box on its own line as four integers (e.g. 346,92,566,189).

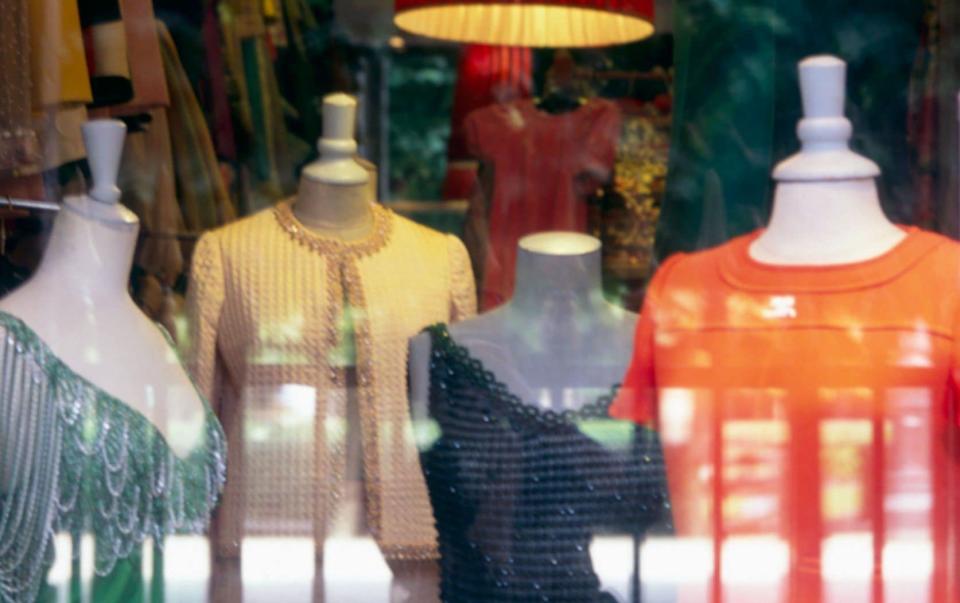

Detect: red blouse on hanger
465,97,620,309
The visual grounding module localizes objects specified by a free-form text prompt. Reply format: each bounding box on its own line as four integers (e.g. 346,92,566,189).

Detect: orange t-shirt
612,227,960,603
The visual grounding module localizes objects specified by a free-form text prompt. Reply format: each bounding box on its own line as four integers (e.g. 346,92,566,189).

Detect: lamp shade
394,0,654,48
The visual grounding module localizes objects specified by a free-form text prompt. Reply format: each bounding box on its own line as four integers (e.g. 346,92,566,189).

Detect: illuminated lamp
394,0,654,47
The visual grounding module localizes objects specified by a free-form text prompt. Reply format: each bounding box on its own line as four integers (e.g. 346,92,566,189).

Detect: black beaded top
421,324,670,603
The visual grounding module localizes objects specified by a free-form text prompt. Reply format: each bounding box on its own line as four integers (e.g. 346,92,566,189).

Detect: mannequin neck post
294,175,373,240
508,244,607,322
32,198,139,299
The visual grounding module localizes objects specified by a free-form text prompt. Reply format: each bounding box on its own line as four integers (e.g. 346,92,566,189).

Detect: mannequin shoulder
387,211,442,239
645,249,701,288
911,227,960,251
193,206,288,262
0,302,205,457
648,232,762,286
587,96,620,116
201,206,280,243
465,101,511,125
8,300,181,366
387,212,465,254
446,308,508,342
910,228,960,274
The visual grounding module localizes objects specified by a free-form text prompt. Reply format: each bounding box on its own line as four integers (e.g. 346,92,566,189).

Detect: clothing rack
1,197,60,212
0,197,202,240
580,67,670,82
140,230,204,241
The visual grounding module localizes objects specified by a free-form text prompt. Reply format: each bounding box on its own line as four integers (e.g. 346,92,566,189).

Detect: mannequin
297,95,399,586
189,93,475,603
0,119,204,459
408,233,667,603
0,120,225,603
295,93,371,541
293,93,373,240
296,95,442,603
609,54,960,603
749,55,905,265
410,231,636,417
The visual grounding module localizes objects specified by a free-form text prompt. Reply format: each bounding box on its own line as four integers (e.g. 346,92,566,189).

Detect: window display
185,94,475,601
409,232,669,602
0,121,225,603
463,76,622,309
0,1,955,602
613,57,960,602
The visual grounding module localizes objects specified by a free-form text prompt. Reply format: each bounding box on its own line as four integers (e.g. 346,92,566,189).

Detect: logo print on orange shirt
761,295,797,319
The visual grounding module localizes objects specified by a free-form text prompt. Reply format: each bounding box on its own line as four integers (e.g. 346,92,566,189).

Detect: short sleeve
464,106,491,161
447,234,478,322
610,253,684,425
583,100,622,178
953,302,960,426
610,297,657,425
184,232,226,406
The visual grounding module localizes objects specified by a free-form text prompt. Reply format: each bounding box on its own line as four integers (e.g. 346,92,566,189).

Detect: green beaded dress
0,311,226,603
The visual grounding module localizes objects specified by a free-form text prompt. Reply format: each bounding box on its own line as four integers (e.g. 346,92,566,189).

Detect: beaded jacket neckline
273,199,394,258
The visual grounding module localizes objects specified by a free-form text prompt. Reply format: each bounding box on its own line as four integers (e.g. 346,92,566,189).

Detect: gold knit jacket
185,201,477,560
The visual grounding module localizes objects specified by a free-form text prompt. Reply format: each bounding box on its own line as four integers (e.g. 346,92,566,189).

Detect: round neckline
718,226,945,292
273,199,393,258
430,323,618,425
741,226,917,271
521,97,597,121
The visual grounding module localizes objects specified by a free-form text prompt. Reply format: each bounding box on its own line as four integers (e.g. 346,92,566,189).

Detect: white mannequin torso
0,196,205,459
749,179,905,265
749,55,904,266
410,232,636,415
293,176,373,241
